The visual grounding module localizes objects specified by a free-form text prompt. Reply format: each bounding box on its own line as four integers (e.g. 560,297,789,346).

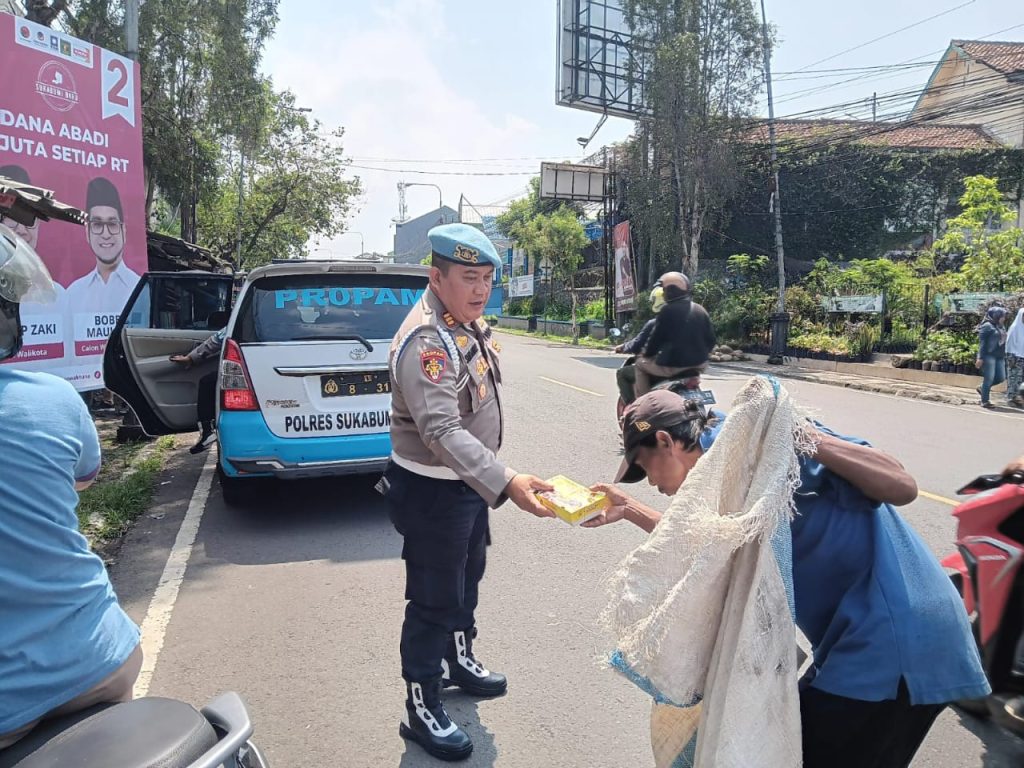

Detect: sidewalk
721,355,1015,411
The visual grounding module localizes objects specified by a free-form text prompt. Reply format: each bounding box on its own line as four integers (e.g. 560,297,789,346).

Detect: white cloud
263,1,547,255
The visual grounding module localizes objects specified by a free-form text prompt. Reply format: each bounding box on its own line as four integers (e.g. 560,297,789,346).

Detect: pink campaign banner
0,13,145,391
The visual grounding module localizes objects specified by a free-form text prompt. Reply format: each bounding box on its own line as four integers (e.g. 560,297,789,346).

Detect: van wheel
217,464,248,507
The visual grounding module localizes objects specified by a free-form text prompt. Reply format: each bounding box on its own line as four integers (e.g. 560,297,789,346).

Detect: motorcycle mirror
957,472,1024,495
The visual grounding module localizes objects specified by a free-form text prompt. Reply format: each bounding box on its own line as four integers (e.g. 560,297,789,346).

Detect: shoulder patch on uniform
420,349,447,383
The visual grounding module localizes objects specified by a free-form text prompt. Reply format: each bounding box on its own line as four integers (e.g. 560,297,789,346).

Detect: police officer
380,223,555,761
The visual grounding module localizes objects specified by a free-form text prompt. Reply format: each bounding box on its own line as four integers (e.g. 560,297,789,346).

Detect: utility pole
760,0,789,365
235,139,245,269
124,0,140,60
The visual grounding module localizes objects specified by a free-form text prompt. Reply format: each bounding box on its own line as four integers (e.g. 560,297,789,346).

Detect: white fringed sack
603,375,816,768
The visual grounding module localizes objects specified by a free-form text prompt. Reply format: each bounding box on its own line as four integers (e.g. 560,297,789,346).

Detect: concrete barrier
749,353,995,392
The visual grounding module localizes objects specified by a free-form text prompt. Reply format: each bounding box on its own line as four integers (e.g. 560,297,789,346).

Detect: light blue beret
427,223,501,269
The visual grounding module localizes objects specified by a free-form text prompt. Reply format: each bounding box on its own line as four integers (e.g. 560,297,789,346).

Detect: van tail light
220,339,258,411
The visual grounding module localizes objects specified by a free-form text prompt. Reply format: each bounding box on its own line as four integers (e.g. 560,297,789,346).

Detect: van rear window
235,273,427,343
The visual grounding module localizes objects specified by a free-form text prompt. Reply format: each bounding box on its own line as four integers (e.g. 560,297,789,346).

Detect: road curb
718,361,973,407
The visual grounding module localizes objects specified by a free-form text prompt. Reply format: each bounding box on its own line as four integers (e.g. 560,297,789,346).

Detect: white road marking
538,376,604,397
133,450,217,697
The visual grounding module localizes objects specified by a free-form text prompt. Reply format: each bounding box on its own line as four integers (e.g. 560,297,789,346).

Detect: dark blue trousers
381,463,489,683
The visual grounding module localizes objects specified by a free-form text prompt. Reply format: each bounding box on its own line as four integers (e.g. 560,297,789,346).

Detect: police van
104,260,429,504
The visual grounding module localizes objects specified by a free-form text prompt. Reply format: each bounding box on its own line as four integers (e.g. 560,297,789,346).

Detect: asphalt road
112,332,1024,768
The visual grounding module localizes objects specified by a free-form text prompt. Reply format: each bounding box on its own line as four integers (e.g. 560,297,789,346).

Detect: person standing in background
976,307,1007,409
1003,308,1024,408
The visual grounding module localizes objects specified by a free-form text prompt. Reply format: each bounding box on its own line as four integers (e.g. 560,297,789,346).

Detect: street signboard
0,12,144,391
509,274,535,298
540,161,607,202
936,292,1011,314
823,295,884,314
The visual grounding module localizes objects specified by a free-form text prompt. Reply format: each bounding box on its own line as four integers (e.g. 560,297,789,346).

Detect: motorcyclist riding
0,223,141,749
614,285,666,405
631,271,716,400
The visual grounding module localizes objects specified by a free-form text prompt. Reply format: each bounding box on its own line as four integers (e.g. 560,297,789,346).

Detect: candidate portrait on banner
0,163,69,370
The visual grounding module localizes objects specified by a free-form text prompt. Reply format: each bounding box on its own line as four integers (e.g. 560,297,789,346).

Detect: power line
785,0,977,74
347,163,537,177
351,154,582,164
763,21,1024,109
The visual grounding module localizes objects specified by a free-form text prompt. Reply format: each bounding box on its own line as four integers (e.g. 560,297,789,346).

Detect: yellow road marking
538,376,604,397
919,490,959,507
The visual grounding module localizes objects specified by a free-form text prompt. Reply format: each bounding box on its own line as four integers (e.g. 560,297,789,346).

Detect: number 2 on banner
106,59,130,108
100,49,136,126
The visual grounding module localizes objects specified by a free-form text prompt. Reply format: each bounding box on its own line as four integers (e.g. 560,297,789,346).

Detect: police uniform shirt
389,288,513,507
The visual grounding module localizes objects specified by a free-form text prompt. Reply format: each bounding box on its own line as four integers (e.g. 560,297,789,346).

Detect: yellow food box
536,476,610,526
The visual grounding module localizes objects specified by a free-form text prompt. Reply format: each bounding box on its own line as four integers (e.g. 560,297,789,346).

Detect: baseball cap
616,390,704,483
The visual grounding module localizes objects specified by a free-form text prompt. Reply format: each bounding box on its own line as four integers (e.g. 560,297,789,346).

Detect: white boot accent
409,682,457,737
454,630,489,678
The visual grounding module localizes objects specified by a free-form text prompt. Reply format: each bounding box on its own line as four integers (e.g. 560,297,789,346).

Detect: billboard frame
540,161,608,202
556,0,650,119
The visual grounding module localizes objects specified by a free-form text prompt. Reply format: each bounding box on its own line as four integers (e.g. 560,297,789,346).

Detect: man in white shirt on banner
65,177,140,363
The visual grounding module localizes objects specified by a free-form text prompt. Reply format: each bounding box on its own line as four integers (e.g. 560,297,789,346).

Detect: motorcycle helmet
655,271,691,302
0,222,56,361
650,285,666,313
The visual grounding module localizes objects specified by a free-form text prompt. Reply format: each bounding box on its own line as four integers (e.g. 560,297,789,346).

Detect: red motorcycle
943,472,1024,735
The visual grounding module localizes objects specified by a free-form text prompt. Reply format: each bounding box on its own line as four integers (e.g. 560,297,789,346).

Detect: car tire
217,463,249,507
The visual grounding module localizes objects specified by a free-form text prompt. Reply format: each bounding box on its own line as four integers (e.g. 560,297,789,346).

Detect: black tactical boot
399,679,473,761
442,628,508,697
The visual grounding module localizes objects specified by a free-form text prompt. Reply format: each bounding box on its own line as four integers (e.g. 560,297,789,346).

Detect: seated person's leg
616,364,638,404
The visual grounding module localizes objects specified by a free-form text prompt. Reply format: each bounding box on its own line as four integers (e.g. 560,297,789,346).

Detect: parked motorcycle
942,471,1024,736
0,692,267,768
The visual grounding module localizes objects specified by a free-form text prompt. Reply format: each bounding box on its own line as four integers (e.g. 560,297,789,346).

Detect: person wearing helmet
0,224,141,749
633,271,716,398
614,285,667,404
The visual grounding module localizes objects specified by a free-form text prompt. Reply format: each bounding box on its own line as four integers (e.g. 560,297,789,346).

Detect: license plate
320,371,391,398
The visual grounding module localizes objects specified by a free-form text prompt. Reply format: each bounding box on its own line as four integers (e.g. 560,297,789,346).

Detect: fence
494,315,610,339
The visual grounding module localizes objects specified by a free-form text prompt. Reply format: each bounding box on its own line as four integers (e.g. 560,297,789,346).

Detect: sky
261,0,1024,256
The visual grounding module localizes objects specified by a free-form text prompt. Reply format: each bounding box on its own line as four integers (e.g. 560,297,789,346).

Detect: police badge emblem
452,244,479,263
420,349,447,383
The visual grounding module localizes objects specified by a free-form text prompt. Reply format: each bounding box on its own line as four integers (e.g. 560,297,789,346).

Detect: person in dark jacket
614,286,666,404
633,272,716,398
976,306,1007,409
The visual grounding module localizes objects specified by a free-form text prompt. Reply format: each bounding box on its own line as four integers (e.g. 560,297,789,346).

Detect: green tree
933,175,1024,290
495,177,581,251
624,0,764,275
67,0,281,238
519,209,589,342
196,95,360,268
